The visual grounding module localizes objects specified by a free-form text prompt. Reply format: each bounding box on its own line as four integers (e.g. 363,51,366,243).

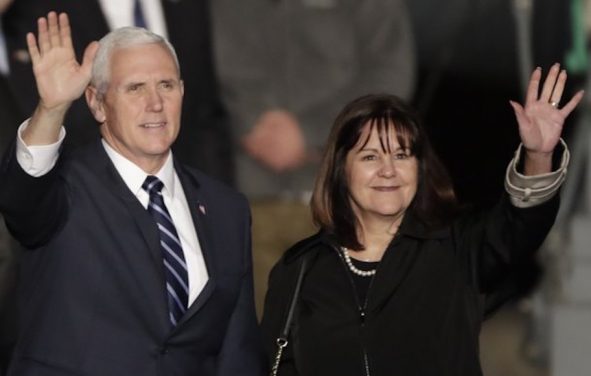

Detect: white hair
91,27,180,98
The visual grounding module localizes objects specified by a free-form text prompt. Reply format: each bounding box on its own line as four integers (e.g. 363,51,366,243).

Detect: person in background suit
0,71,20,376
2,0,233,184
0,0,22,373
0,12,264,376
212,0,416,315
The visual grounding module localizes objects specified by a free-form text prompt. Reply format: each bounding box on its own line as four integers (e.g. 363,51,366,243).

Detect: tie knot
142,175,164,195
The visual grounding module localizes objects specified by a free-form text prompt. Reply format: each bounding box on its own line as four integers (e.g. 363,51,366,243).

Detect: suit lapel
89,145,219,332
87,141,170,332
91,142,164,265
173,163,218,328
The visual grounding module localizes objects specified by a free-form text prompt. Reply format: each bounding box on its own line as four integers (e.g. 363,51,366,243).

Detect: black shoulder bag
270,255,309,376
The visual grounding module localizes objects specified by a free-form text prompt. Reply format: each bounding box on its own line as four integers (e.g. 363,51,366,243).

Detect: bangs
312,93,457,248
355,113,419,156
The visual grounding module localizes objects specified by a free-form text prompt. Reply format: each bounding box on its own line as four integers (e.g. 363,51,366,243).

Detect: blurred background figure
2,0,233,183
532,0,591,375
0,0,21,374
212,0,417,316
0,0,19,151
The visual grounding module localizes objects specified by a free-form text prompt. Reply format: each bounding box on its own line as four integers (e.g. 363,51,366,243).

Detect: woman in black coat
261,66,583,375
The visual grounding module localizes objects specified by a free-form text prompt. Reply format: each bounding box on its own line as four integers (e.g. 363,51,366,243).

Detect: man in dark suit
2,0,234,184
0,12,264,376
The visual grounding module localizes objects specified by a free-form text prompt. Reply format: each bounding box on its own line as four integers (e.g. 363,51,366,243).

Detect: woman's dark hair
311,94,458,250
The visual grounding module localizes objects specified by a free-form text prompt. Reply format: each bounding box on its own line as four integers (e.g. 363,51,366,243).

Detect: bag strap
270,255,310,376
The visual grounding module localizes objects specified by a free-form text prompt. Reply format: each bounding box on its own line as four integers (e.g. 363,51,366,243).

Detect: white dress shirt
98,0,168,38
15,122,208,307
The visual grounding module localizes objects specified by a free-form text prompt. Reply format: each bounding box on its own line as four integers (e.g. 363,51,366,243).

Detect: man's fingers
47,12,61,48
80,41,99,77
36,12,70,54
26,32,40,65
37,16,50,54
59,13,74,51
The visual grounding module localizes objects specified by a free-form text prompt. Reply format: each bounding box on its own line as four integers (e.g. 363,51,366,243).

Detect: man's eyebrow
123,81,144,87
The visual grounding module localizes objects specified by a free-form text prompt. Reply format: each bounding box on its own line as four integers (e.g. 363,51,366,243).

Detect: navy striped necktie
143,175,189,326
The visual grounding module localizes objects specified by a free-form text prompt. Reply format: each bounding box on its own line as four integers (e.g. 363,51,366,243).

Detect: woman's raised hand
510,64,584,156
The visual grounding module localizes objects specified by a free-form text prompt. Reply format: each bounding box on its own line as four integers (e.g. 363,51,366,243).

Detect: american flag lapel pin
198,204,206,215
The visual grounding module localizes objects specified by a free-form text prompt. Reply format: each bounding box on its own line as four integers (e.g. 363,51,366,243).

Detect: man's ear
85,86,106,124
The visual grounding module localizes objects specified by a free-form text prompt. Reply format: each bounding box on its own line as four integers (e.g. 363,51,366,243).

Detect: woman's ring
551,101,558,108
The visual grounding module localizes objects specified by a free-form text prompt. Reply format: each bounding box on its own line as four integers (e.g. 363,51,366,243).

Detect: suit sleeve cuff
16,119,66,177
504,139,569,208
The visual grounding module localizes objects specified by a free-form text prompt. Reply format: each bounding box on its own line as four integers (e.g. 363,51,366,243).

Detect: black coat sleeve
454,193,559,314
0,142,68,249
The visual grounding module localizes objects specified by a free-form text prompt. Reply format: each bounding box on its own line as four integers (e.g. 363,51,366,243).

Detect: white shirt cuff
504,139,569,208
16,119,66,177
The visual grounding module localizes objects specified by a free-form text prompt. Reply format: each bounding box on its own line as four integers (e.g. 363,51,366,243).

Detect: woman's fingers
550,70,567,107
509,100,527,127
526,64,574,110
560,90,585,118
540,63,561,102
525,67,541,105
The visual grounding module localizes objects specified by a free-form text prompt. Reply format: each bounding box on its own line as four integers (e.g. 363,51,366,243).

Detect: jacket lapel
365,214,450,313
87,141,170,332
365,235,421,312
90,145,220,332
173,163,217,328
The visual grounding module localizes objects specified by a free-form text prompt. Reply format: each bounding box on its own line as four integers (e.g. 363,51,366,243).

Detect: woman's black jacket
261,193,559,376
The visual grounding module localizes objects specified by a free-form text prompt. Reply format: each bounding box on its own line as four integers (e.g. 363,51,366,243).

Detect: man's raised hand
27,12,98,112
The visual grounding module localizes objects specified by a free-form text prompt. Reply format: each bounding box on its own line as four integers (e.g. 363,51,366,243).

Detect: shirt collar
101,139,176,198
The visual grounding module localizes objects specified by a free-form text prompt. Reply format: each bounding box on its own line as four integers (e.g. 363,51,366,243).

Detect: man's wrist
23,103,70,145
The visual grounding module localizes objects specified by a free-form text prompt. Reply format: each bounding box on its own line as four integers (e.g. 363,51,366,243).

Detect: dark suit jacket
2,0,234,184
0,140,264,376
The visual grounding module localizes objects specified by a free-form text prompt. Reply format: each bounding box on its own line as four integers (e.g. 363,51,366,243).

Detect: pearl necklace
341,247,376,277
